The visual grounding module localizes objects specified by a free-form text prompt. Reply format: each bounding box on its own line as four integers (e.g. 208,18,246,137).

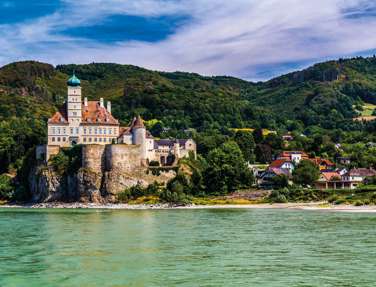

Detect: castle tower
132,115,147,164
67,73,82,144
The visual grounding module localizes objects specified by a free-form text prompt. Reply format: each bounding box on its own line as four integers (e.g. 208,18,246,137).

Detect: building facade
43,74,196,165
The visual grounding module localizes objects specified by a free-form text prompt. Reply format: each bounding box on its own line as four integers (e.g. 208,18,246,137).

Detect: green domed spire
67,72,81,87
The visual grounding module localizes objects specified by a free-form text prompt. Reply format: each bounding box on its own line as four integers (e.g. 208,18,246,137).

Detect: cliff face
28,144,176,203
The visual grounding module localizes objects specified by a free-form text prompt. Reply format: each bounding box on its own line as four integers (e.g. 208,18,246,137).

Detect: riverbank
2,202,376,212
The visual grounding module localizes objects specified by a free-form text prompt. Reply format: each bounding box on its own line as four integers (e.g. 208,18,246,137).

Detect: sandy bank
2,202,376,212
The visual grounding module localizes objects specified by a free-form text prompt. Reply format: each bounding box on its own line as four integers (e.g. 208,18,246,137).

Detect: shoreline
2,202,376,212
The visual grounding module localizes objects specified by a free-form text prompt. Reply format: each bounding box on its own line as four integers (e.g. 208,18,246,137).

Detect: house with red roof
277,151,309,164
315,168,376,190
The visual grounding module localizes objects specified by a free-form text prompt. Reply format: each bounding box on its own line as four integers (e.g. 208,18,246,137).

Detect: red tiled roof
310,157,335,166
48,101,119,125
320,171,341,181
48,103,68,124
278,151,309,159
269,159,292,168
81,101,119,125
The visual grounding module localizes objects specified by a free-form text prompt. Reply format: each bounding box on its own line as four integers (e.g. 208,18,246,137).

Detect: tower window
52,137,55,142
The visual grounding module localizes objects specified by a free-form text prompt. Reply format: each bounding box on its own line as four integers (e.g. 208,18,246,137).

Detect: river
0,208,375,286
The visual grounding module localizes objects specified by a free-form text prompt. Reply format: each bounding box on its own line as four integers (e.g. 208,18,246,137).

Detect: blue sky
2,0,376,80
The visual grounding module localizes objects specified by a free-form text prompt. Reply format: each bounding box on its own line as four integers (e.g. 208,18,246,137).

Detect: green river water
0,208,375,287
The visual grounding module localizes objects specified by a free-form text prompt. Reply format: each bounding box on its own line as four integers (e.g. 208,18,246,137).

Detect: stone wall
105,144,141,172
82,144,106,172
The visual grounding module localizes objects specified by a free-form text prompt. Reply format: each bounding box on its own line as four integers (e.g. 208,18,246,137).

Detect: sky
2,0,376,80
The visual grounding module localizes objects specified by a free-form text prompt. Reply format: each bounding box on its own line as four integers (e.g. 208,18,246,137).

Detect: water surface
0,208,376,286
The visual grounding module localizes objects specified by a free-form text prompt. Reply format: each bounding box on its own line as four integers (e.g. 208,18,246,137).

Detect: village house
315,168,376,190
277,151,309,164
39,73,196,165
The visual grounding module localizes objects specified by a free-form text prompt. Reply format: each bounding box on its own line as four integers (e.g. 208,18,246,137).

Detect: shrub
117,189,131,203
268,190,288,203
159,188,191,205
354,200,364,206
0,174,14,200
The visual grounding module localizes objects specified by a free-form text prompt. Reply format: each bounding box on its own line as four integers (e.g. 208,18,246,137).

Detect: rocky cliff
28,145,176,203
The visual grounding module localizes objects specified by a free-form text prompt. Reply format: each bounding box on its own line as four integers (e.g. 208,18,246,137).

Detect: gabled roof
48,101,119,125
269,159,293,168
347,168,376,177
309,157,335,166
319,171,341,182
81,101,119,125
48,103,68,125
269,167,291,177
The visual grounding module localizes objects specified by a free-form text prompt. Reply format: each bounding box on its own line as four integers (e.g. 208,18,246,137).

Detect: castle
40,73,196,166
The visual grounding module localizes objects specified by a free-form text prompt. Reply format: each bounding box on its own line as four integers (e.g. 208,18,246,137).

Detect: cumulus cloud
1,0,376,80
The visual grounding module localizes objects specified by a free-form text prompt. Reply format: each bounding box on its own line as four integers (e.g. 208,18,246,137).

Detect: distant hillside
2,57,376,134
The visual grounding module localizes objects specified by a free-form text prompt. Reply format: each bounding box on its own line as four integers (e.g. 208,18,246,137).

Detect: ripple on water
0,208,375,286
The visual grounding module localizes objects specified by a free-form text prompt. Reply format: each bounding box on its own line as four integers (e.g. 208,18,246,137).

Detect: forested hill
1,57,376,175
1,57,376,133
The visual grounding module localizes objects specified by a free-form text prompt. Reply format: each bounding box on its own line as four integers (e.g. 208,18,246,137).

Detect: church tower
67,73,82,144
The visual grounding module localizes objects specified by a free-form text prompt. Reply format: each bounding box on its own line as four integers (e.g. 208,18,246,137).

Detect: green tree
292,160,320,186
271,174,289,189
234,131,256,163
204,141,253,194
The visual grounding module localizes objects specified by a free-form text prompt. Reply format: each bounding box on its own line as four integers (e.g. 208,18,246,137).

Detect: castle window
52,127,55,134
63,128,66,134
109,129,112,134
70,128,73,134
95,128,97,134
57,137,61,142
99,138,102,142
99,128,102,134
76,128,79,134
52,137,55,142
84,128,87,134
83,138,87,142
94,138,97,142
89,128,92,134
73,112,77,116
57,128,60,134
63,137,66,142
104,128,106,135
89,138,92,142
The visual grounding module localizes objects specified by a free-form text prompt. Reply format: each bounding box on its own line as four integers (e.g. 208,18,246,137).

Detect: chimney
100,98,104,108
107,101,111,114
84,97,88,107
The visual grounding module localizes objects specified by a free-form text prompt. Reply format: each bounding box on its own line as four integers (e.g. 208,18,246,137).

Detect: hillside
1,58,376,176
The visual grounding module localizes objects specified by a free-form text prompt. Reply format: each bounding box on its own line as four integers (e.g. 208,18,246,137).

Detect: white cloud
1,0,376,80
